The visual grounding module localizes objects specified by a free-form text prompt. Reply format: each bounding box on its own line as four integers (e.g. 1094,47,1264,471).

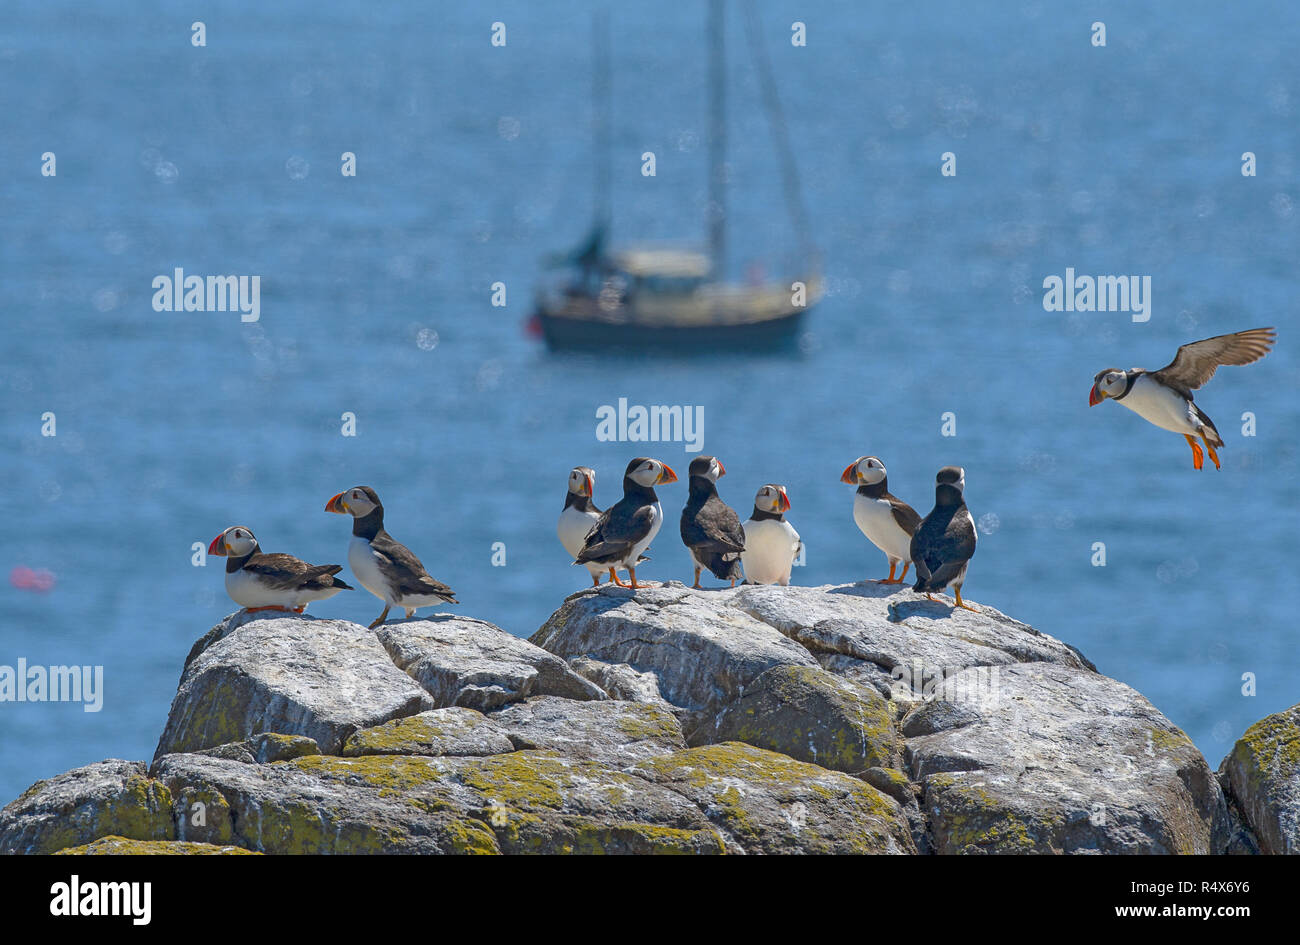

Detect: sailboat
528,1,822,352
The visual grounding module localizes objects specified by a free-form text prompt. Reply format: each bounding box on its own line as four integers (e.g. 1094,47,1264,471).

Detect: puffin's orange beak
779,488,791,512
325,492,347,513
1088,385,1102,407
840,462,858,484
657,464,678,484
584,473,594,497
207,534,227,556
716,460,726,477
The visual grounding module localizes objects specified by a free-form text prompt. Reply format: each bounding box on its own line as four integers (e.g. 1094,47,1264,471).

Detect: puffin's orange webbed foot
878,562,903,584
627,568,658,590
609,568,628,587
1184,435,1204,470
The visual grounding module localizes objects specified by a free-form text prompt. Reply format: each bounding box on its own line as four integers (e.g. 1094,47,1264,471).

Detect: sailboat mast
707,0,726,279
594,9,611,233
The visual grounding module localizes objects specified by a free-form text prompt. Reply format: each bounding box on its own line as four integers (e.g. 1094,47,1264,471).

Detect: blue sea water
1,0,1297,806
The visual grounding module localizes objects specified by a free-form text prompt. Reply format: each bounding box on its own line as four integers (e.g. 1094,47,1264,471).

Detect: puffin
840,455,921,584
557,466,637,587
207,525,352,613
575,457,677,589
680,455,746,588
324,485,457,628
740,484,801,586
1089,327,1275,470
910,466,978,611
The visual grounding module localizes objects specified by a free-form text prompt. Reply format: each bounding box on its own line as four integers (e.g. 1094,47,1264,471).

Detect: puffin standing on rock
575,457,677,589
841,455,921,584
1089,327,1275,470
207,526,352,613
910,466,978,611
741,484,801,586
325,486,457,628
557,466,637,586
680,455,746,588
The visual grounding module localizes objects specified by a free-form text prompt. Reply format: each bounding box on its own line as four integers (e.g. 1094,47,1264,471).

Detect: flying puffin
1089,327,1275,470
840,455,921,584
324,486,457,628
207,525,352,613
680,455,746,588
910,466,978,611
741,484,801,586
557,466,639,587
575,457,677,589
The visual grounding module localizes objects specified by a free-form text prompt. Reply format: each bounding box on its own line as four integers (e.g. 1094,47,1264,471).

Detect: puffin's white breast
625,501,663,566
348,535,391,603
1117,375,1201,435
558,506,605,576
741,518,800,585
224,567,341,609
853,492,912,561
225,568,286,608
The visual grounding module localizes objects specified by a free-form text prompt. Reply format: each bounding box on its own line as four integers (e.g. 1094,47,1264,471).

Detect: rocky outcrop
905,663,1225,854
0,761,172,855
55,837,259,855
1218,704,1300,855
155,612,433,757
1,582,1288,855
376,616,605,711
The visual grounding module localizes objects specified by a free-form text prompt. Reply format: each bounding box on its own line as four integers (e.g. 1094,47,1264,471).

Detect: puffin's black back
681,458,744,580
910,467,976,591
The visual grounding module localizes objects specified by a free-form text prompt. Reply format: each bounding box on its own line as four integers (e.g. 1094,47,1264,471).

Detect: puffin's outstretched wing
371,532,457,601
1151,327,1275,395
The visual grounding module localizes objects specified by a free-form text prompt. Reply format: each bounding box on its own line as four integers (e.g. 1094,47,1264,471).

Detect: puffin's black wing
887,495,922,535
910,507,976,590
244,554,348,591
1151,327,1275,395
370,532,457,601
680,494,746,555
576,502,656,564
681,495,745,580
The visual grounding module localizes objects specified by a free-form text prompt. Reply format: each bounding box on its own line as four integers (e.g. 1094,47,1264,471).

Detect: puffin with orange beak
840,456,921,584
557,466,640,587
575,457,677,589
1089,327,1275,470
741,484,801,586
207,525,351,613
325,486,457,628
679,455,746,588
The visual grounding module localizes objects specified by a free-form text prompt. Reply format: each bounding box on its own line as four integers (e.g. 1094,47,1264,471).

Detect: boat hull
534,307,809,352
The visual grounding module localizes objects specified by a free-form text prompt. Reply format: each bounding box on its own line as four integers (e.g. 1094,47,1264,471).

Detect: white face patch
1102,371,1127,397
223,527,257,557
630,462,660,487
858,459,886,485
345,488,377,516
